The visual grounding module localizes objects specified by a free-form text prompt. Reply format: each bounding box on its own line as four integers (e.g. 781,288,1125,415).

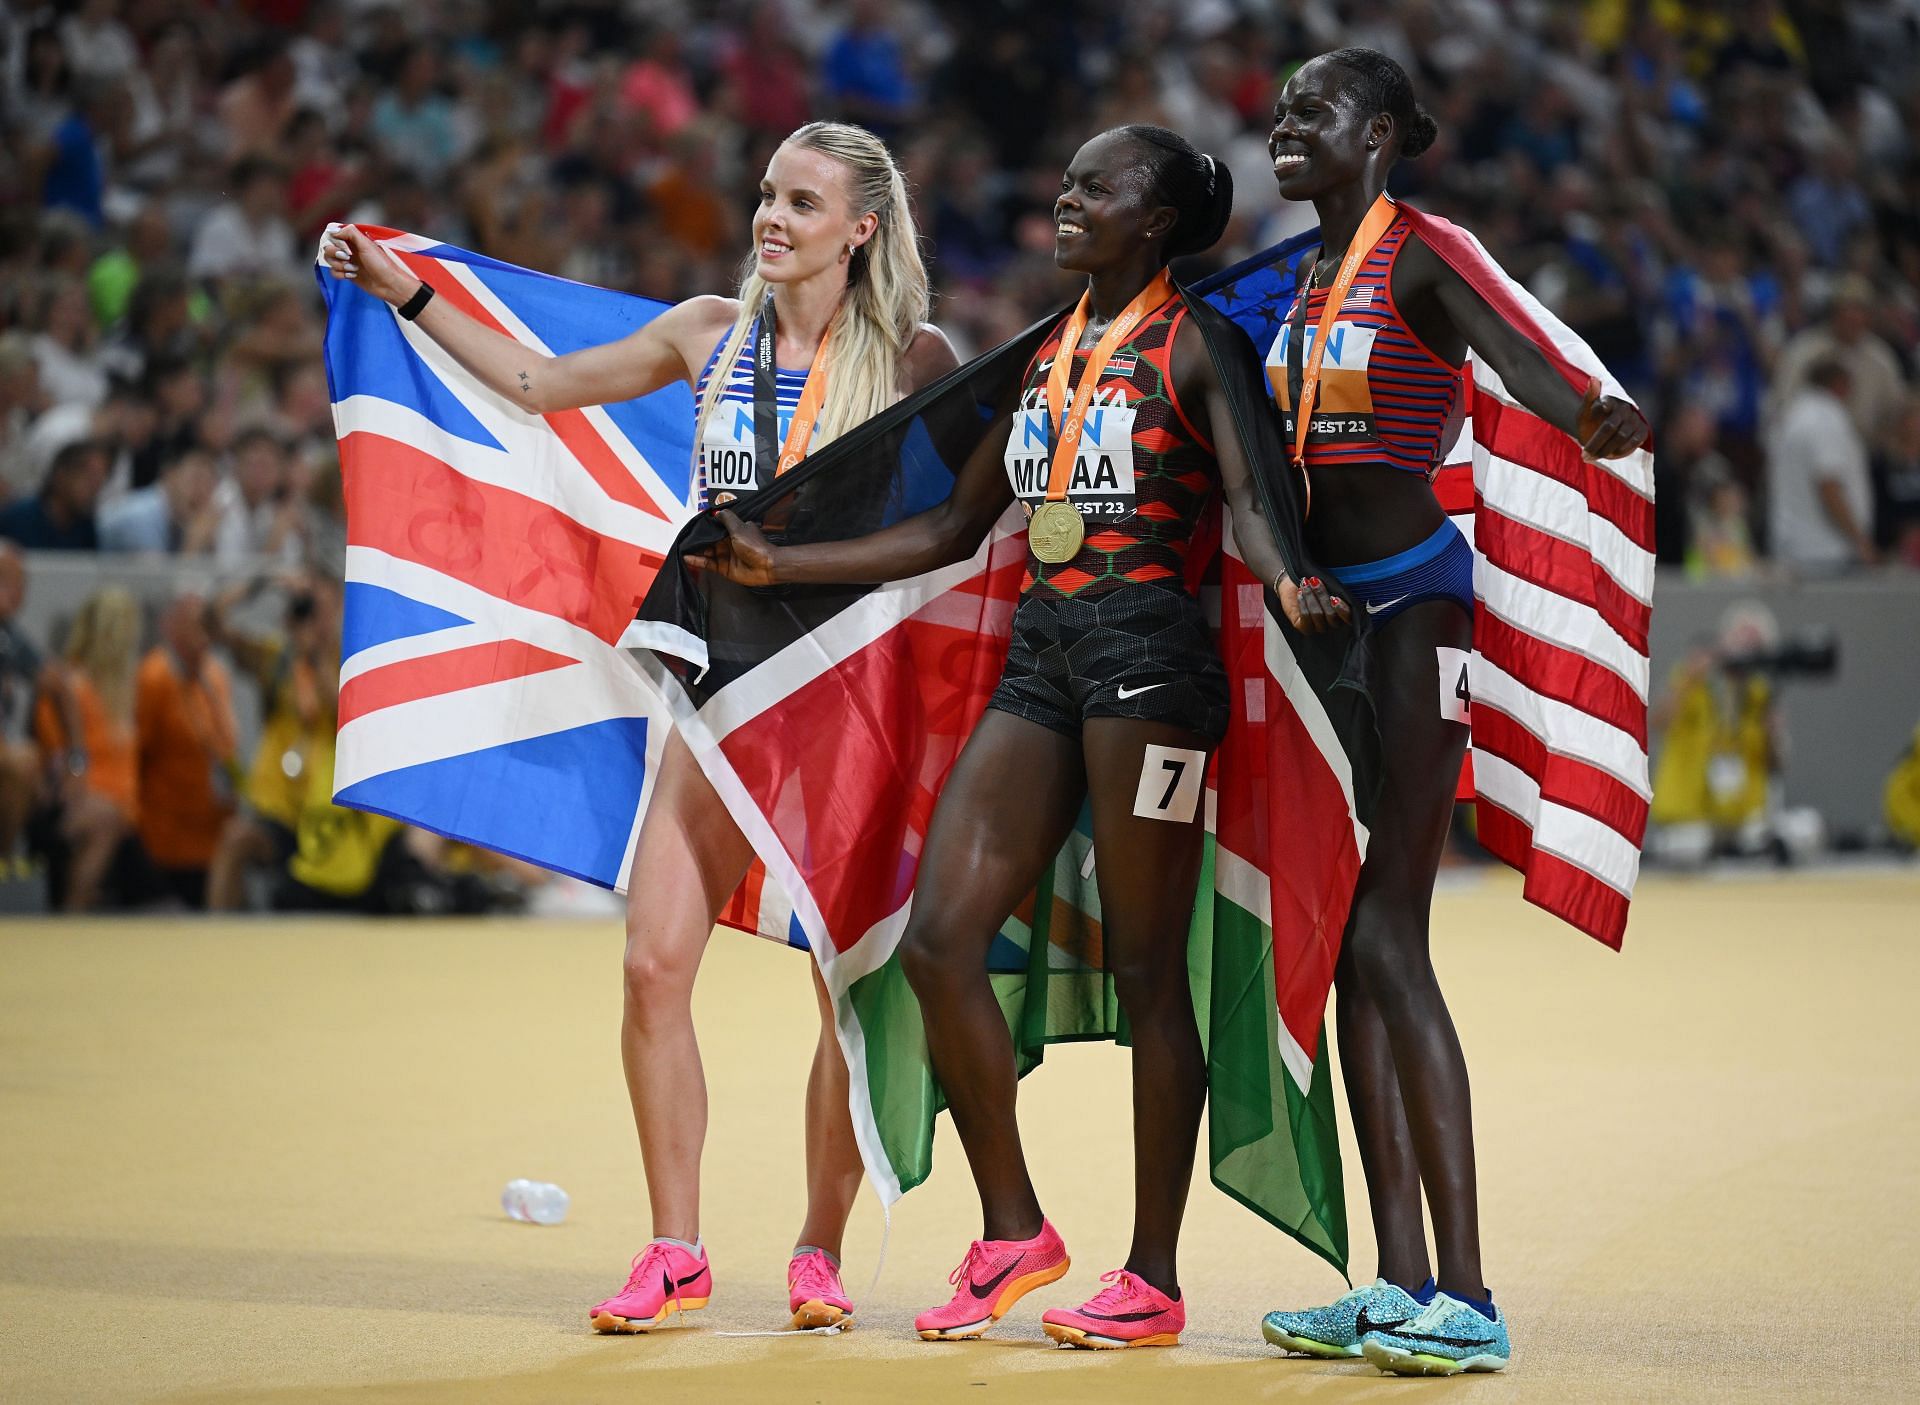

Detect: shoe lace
790,1251,838,1298
623,1241,677,1295
1085,1269,1144,1313
1405,1294,1457,1332
947,1241,988,1290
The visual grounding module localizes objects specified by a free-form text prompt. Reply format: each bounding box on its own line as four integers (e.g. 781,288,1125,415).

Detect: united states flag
1405,209,1653,948
1202,213,1653,948
315,226,796,939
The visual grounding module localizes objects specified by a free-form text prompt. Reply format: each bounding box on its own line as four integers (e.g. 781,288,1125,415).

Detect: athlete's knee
898,914,970,1000
1343,924,1439,1013
1107,940,1193,1022
621,941,699,1017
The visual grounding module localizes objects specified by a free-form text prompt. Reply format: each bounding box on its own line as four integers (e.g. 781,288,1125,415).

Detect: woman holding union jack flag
325,121,956,1335
1253,50,1648,1376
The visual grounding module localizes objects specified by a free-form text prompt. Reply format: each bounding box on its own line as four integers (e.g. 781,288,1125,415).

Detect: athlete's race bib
1267,319,1378,443
1003,383,1137,522
701,401,793,504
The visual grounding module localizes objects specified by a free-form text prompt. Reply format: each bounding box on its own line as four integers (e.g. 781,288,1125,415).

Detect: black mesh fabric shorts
987,583,1229,743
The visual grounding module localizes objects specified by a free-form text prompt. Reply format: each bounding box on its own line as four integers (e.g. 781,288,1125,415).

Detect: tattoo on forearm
517,370,532,396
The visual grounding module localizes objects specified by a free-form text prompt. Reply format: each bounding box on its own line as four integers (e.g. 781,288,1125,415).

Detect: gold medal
1026,269,1175,569
1027,500,1085,564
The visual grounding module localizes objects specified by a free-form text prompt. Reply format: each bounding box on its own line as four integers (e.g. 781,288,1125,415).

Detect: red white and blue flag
313,227,798,938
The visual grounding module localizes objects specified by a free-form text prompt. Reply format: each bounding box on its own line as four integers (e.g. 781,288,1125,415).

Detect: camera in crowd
1720,629,1839,681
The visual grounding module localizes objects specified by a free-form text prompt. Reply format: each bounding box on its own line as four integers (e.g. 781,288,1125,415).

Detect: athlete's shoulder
902,321,960,393
1390,221,1450,293
657,294,740,340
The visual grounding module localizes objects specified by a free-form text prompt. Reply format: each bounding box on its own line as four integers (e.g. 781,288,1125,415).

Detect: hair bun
1403,108,1439,160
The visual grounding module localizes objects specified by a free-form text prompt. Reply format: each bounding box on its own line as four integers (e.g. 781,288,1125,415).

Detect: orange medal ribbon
776,321,834,477
1041,268,1176,503
1290,193,1398,469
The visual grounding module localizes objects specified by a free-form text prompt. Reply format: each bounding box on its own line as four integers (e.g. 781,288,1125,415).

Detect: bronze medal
1027,500,1085,564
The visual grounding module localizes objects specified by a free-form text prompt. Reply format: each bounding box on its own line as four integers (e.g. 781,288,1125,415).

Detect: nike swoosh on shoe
969,1255,1024,1300
1354,1307,1412,1334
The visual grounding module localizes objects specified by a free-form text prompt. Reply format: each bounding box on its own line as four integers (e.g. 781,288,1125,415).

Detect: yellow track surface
3,870,1915,1402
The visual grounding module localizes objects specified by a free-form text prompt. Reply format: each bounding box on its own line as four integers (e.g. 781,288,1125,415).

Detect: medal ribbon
753,291,836,485
1288,192,1397,470
1040,268,1175,505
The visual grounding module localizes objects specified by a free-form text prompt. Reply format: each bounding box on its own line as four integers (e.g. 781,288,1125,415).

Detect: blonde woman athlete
324,122,956,1332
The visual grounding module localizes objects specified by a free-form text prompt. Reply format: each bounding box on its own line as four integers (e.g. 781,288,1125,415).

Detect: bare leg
207,813,274,912
620,731,753,1243
0,741,36,858
60,790,127,913
898,710,1085,1242
1080,717,1211,1298
794,962,864,1257
1334,600,1483,1297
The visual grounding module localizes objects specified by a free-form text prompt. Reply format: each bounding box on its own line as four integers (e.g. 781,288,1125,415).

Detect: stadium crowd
2,0,1919,907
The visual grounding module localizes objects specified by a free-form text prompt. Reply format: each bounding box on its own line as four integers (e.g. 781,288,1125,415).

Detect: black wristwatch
397,281,435,322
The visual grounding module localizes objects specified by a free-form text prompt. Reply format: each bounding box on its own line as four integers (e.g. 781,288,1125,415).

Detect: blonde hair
693,122,930,462
64,587,141,722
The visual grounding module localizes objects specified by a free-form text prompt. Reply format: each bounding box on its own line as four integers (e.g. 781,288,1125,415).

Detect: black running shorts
987,584,1229,743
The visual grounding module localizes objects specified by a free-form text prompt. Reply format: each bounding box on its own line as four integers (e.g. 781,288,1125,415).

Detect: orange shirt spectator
34,673,137,819
135,597,238,873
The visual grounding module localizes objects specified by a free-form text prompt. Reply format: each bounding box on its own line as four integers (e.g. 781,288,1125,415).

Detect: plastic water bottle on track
501,1178,570,1225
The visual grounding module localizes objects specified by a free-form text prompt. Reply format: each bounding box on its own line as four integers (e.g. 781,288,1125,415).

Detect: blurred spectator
1768,358,1877,571
0,544,49,870
98,264,204,386
31,586,139,911
29,274,108,410
60,0,140,87
187,159,300,288
621,29,698,139
718,3,814,138
218,37,299,164
98,446,218,556
370,46,468,182
1648,603,1786,862
1874,394,1920,568
213,428,302,568
135,592,238,907
28,80,121,230
1770,276,1909,445
0,332,50,500
207,574,340,911
1686,459,1758,581
1785,142,1874,270
822,0,918,135
0,438,107,551
88,207,180,330
1887,723,1920,850
127,358,206,492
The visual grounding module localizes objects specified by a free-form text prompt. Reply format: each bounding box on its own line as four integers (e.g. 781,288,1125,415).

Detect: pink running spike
787,1249,855,1330
589,1240,712,1332
915,1220,1070,1341
1042,1268,1185,1349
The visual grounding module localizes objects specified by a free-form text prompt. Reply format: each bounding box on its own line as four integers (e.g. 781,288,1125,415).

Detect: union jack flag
314,226,796,939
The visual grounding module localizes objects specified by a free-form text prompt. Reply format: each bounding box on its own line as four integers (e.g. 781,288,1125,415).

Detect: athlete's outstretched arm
322,224,726,413
694,412,1018,587
1171,326,1348,633
1415,238,1647,460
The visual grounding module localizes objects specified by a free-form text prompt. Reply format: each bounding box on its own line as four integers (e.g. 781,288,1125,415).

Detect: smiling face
752,143,878,286
1268,57,1390,201
1052,132,1174,275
